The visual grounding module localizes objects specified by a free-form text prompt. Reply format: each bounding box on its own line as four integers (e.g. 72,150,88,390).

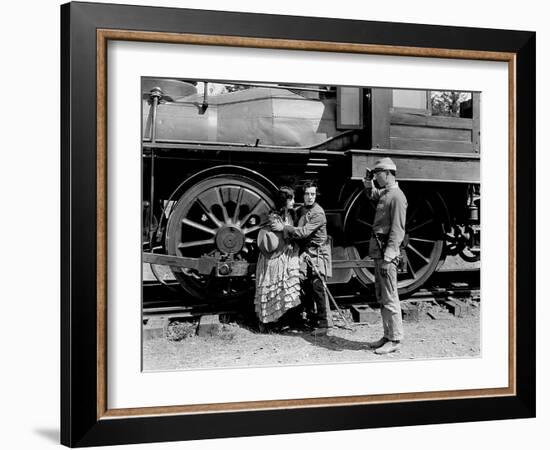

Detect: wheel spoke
408,218,434,233
178,238,215,249
409,237,437,244
232,187,244,223
353,239,371,245
237,199,263,227
406,243,430,264
406,255,417,279
196,197,223,228
215,188,231,224
182,218,217,235
242,224,262,235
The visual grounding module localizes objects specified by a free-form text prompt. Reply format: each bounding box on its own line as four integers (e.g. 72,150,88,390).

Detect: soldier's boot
367,337,389,349
374,340,402,355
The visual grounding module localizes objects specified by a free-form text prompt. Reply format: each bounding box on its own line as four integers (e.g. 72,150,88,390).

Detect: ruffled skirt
254,245,301,323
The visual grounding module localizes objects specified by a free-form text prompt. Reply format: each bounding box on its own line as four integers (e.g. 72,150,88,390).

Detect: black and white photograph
141,78,481,371
1,0,541,448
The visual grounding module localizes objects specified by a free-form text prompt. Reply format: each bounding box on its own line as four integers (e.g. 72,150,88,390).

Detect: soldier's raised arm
363,177,382,202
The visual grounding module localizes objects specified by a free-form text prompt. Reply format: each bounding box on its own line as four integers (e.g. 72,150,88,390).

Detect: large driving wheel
165,174,275,301
344,189,445,296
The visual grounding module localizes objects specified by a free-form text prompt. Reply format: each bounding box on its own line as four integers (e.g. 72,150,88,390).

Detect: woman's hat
257,228,285,257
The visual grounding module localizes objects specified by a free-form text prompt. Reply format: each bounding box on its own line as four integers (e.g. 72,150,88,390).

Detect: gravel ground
143,302,480,371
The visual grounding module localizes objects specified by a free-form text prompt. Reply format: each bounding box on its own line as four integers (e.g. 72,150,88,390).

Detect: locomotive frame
61,2,535,447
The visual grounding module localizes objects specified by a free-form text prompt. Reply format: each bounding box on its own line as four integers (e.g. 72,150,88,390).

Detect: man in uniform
363,157,407,354
272,181,332,335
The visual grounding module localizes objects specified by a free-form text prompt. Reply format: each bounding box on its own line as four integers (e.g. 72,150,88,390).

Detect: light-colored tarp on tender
144,88,339,148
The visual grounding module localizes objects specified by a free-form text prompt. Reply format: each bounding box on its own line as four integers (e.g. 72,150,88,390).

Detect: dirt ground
143,302,480,371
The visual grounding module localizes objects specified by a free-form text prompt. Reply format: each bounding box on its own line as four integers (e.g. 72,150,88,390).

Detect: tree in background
431,91,471,117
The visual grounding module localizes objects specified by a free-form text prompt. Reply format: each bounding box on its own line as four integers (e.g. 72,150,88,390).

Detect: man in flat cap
363,157,407,354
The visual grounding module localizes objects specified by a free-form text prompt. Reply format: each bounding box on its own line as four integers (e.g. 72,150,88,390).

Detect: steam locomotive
142,78,480,302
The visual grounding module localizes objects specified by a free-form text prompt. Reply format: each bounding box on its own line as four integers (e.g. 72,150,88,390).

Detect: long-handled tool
303,254,354,331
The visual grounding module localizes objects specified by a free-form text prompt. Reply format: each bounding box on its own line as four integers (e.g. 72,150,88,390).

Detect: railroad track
143,269,480,321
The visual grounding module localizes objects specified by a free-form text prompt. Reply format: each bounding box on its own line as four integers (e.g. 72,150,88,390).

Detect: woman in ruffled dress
254,187,301,329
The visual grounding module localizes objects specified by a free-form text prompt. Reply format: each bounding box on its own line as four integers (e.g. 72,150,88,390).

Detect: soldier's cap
373,157,397,171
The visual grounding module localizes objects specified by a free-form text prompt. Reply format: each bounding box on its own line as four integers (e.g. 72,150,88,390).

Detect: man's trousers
302,266,333,328
374,259,404,341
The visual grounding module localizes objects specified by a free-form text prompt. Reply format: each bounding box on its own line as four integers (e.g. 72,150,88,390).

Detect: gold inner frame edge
95,29,517,419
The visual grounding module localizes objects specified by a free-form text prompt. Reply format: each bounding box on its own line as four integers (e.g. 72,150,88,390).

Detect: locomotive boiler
142,79,480,302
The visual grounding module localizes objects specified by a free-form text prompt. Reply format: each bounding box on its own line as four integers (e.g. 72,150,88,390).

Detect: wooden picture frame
61,1,535,446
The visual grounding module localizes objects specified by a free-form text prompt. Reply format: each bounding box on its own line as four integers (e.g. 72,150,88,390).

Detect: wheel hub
215,225,245,254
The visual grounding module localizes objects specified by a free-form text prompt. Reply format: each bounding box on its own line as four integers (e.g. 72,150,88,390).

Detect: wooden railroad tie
442,297,471,317
197,314,222,337
350,304,380,324
400,302,420,322
143,317,169,340
350,302,420,323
